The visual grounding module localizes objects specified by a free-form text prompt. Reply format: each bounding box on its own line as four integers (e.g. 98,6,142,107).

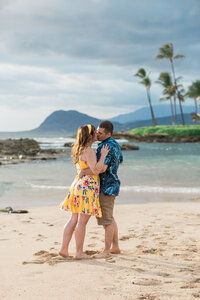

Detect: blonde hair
72,124,96,164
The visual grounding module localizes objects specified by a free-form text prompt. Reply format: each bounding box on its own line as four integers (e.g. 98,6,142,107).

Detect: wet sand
1,202,200,299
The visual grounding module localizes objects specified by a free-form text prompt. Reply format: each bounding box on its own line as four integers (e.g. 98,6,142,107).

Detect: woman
59,124,109,259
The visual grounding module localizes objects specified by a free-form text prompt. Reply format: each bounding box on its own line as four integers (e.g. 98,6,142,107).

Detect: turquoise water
0,140,200,207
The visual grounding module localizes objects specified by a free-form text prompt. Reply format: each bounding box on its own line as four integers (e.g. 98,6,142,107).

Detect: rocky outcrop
64,142,74,147
0,138,71,166
121,144,139,150
0,138,40,155
113,131,200,143
113,131,141,141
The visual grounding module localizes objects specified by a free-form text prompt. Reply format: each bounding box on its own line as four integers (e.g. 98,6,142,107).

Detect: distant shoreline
1,132,200,166
113,131,200,143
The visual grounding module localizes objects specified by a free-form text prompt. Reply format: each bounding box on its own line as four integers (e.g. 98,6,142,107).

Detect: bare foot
75,252,91,260
110,248,120,254
59,251,70,258
93,251,111,259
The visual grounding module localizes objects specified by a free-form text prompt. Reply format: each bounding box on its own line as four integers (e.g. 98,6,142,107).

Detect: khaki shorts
96,191,116,226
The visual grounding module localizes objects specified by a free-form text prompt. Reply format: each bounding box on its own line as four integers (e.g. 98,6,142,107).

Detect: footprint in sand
42,222,54,227
85,250,99,256
36,234,47,241
87,243,97,247
119,234,135,241
192,293,200,298
137,293,156,300
105,257,116,263
89,236,98,240
159,242,167,245
136,245,143,249
135,268,145,273
134,279,161,286
23,250,73,266
156,271,170,277
142,248,161,255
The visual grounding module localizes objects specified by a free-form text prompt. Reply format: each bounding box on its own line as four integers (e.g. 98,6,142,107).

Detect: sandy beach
1,201,200,300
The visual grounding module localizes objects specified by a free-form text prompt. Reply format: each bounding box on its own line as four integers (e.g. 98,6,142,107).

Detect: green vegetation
130,125,200,137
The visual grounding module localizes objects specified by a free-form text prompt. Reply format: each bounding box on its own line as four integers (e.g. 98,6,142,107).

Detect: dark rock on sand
0,207,29,214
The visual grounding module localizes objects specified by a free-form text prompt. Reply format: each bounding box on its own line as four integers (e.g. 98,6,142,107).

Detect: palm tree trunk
178,99,185,125
146,89,157,126
170,60,176,84
194,99,198,114
173,96,177,125
170,98,175,125
170,59,177,125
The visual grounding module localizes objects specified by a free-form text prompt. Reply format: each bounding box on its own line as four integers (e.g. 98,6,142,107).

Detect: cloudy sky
0,0,199,131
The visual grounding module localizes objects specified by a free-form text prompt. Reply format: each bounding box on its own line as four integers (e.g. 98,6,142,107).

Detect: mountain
124,113,195,130
31,110,124,135
110,105,195,124
0,109,197,139
31,110,196,134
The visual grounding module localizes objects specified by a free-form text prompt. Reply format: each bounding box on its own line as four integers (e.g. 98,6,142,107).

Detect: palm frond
140,76,151,89
187,80,200,99
174,54,185,59
160,96,170,102
135,68,146,78
155,54,165,60
157,72,172,86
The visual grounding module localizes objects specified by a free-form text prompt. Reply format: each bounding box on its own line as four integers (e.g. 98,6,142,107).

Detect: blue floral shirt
97,137,123,196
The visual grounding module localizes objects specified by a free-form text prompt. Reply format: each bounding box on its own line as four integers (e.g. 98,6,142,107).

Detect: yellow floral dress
59,157,102,217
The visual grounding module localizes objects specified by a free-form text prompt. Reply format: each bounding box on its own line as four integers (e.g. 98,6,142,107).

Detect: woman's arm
83,145,109,175
78,164,108,179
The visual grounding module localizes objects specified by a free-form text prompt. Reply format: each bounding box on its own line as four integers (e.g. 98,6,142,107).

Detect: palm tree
135,68,157,126
155,43,185,124
186,80,200,114
156,72,175,124
176,87,185,125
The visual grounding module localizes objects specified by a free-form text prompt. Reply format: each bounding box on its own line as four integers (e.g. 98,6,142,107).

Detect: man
95,120,123,258
80,120,123,258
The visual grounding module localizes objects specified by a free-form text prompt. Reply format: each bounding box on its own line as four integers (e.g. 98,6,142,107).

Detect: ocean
0,136,200,208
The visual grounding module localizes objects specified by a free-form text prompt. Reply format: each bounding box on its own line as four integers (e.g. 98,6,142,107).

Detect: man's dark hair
99,120,114,135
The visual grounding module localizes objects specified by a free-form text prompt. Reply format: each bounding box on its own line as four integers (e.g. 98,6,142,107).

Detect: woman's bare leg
75,214,91,259
59,213,78,257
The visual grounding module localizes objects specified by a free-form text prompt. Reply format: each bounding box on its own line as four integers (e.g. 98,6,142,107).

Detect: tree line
134,43,200,125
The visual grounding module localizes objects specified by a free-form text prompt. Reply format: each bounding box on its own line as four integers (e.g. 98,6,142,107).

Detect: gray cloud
0,0,199,130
